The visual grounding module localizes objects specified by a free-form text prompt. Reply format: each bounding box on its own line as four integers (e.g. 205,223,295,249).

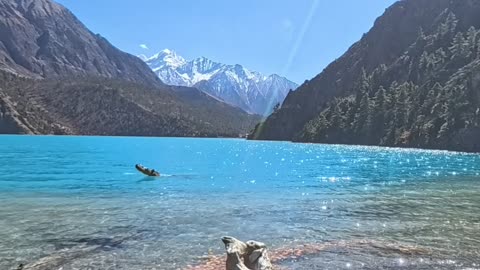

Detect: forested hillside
251,0,480,152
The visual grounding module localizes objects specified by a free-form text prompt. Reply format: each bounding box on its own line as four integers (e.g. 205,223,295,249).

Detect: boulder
222,236,273,270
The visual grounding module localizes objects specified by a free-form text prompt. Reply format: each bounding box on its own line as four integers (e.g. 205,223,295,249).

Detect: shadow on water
45,236,125,251
136,176,158,183
135,174,198,183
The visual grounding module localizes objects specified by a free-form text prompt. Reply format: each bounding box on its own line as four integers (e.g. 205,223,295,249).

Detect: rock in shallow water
222,236,273,270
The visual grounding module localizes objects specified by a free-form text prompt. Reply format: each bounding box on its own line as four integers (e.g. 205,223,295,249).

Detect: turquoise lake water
1,135,480,269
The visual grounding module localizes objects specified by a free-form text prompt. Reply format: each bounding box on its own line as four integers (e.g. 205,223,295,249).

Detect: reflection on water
0,136,479,269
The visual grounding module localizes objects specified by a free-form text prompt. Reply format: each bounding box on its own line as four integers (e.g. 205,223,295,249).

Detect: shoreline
1,133,478,155
16,239,434,270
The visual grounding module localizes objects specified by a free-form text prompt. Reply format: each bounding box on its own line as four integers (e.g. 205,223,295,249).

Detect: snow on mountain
137,54,148,61
141,49,298,115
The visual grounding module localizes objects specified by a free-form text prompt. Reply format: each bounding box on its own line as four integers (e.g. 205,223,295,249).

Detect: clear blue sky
55,0,397,84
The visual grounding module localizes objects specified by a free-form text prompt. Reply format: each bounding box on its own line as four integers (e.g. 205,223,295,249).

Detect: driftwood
222,236,273,270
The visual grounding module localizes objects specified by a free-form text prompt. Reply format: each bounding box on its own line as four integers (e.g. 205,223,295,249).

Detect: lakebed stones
222,236,273,270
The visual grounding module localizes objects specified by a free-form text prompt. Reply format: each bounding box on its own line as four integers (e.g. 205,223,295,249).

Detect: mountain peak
148,48,176,59
146,49,186,69
142,50,298,115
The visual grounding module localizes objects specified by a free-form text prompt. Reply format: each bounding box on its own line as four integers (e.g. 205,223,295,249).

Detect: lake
1,136,479,269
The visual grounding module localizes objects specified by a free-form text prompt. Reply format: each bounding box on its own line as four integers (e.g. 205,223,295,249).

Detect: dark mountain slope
250,0,480,152
0,0,162,86
0,70,260,136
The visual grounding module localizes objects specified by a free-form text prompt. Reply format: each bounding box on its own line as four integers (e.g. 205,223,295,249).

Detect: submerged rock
18,236,126,270
21,244,98,270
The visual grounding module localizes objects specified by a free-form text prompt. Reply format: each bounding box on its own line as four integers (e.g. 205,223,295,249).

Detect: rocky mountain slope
0,0,259,137
144,49,298,115
250,0,480,152
0,0,162,86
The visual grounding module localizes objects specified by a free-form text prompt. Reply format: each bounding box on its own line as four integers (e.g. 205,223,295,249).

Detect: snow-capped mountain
141,49,298,115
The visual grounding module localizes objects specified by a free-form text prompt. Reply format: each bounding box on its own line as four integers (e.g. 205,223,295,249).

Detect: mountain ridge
143,49,298,115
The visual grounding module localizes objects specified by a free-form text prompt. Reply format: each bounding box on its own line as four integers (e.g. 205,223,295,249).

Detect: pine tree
345,99,357,134
370,64,387,89
419,51,429,70
329,100,344,131
466,26,477,50
353,92,370,136
445,12,458,34
363,96,375,142
418,27,426,41
359,68,371,94
394,84,408,129
406,85,419,126
477,37,480,58
382,122,396,146
372,86,387,140
384,84,396,126
302,121,316,142
449,32,471,59
437,12,458,36
437,118,453,142
420,119,436,146
421,83,442,115
441,92,455,123
313,113,330,141
434,48,447,68
451,84,472,128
